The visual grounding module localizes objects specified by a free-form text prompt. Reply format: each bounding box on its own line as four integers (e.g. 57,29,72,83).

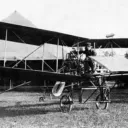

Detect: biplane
0,17,128,112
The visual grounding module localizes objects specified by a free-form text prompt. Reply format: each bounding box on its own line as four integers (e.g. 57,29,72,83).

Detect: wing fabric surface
90,56,128,82
90,56,128,72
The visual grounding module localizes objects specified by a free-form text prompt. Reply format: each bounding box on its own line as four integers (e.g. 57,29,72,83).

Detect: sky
0,0,128,39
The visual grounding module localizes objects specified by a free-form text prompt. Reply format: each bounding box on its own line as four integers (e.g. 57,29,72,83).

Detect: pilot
80,42,96,73
84,42,96,56
67,47,77,60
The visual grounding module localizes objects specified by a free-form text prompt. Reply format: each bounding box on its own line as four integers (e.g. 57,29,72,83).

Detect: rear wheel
60,95,73,112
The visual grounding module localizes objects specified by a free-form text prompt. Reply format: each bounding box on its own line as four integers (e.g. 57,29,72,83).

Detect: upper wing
0,22,88,46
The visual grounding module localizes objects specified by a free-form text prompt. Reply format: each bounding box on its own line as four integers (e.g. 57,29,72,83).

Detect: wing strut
12,38,55,72
0,81,31,95
4,29,8,67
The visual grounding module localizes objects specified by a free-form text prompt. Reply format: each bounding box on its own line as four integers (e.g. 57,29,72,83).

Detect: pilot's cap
85,42,92,47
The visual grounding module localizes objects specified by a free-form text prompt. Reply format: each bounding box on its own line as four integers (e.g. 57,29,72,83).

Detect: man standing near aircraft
80,42,96,73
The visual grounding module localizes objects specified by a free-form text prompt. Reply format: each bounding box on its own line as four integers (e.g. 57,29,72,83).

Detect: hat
85,42,92,47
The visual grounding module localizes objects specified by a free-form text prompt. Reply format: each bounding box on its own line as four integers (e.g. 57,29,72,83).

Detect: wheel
60,95,73,112
39,97,45,102
96,88,110,109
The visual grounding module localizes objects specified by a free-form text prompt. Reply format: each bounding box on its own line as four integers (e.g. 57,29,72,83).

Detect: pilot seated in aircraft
80,42,96,73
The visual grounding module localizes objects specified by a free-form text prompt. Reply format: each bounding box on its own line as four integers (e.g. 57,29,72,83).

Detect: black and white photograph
0,0,128,127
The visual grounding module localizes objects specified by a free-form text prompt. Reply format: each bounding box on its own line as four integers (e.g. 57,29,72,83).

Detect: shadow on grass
0,102,60,117
0,101,89,117
111,100,128,103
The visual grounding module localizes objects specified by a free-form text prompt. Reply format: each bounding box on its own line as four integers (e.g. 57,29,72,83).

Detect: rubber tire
96,89,110,110
60,95,73,112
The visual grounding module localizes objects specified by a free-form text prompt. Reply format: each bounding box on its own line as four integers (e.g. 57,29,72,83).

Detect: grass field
0,89,128,128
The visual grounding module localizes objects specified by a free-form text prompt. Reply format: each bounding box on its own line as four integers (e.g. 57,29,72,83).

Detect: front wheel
96,88,110,109
60,95,73,112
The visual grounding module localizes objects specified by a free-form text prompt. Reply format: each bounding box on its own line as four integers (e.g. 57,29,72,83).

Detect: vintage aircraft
0,20,128,112
1,46,128,112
